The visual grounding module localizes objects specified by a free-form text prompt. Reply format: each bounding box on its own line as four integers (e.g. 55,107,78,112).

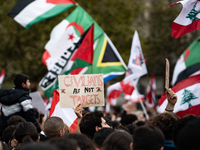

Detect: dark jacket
0,88,41,138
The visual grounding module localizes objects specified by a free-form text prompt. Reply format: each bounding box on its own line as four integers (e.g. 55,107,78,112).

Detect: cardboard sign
58,74,104,108
165,58,170,90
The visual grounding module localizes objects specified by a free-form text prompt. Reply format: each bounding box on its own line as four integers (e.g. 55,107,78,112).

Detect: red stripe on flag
70,118,78,132
176,104,200,118
159,74,200,106
46,0,76,4
49,90,59,117
42,50,51,66
0,68,5,77
171,19,200,38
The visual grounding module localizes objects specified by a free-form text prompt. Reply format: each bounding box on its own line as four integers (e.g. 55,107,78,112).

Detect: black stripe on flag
8,0,35,18
175,62,200,85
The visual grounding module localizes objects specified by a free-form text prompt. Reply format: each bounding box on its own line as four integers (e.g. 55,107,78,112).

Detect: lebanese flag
168,0,200,38
8,0,76,29
0,68,5,88
145,74,156,108
172,35,200,86
129,89,144,103
49,90,78,132
106,80,134,106
158,74,200,118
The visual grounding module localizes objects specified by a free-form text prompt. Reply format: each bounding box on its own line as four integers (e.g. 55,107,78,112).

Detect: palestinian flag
40,23,94,97
172,36,200,86
168,0,200,38
40,6,126,97
49,90,78,132
0,68,5,88
158,74,200,118
8,0,76,29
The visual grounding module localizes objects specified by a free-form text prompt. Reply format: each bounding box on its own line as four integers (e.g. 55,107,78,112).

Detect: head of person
101,131,133,150
126,124,137,136
146,112,180,141
44,116,64,139
172,114,199,145
13,74,30,89
7,115,26,126
176,119,200,150
2,125,16,146
48,137,80,150
93,127,114,149
13,122,39,147
133,124,165,150
79,111,110,139
63,123,71,134
64,133,96,150
123,114,138,126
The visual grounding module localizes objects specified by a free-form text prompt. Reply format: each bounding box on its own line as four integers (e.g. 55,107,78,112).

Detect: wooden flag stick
165,58,170,90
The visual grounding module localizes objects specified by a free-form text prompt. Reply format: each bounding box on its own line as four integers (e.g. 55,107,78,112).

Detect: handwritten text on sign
58,74,104,108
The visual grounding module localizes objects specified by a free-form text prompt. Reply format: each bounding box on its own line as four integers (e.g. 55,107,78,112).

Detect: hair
104,117,112,127
101,131,133,150
14,122,38,145
48,137,79,150
79,111,103,139
146,112,180,141
93,127,114,148
126,124,137,136
7,115,26,126
123,114,138,126
173,114,199,145
2,125,16,145
13,74,29,88
136,121,145,126
176,119,200,150
133,124,165,150
33,108,40,120
44,116,64,139
111,120,120,129
64,133,96,150
20,143,58,150
114,124,129,133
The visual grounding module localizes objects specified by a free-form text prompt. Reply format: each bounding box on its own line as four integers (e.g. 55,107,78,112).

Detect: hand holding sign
165,58,170,90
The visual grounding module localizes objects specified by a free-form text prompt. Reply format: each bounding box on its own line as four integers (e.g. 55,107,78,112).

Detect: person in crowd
2,125,16,148
11,122,39,149
133,124,165,150
7,115,26,126
79,111,110,139
114,124,130,133
64,133,96,150
126,124,137,136
0,141,10,150
44,116,65,139
175,119,200,150
93,127,114,149
111,120,120,129
38,113,46,132
48,137,80,150
0,74,41,138
101,131,133,150
20,143,58,150
123,114,138,126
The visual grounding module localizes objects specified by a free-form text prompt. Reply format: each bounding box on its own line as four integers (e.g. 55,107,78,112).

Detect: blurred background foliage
0,0,200,90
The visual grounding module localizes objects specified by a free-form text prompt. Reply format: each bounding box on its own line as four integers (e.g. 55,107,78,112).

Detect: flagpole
135,86,149,120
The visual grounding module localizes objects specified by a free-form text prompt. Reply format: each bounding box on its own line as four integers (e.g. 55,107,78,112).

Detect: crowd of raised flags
1,0,200,126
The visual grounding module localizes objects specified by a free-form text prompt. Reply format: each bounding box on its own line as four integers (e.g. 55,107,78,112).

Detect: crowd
0,74,199,150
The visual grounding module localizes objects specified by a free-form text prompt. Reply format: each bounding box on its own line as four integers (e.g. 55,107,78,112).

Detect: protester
20,143,58,150
11,122,39,149
133,124,165,150
79,111,110,139
101,131,133,150
93,127,115,149
44,116,65,139
126,124,137,136
64,133,96,150
2,125,16,148
0,74,41,138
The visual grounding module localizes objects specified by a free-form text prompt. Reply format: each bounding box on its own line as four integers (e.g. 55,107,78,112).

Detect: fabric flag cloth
8,0,76,29
124,30,147,83
158,74,200,118
129,89,144,103
168,0,200,38
0,68,5,88
145,74,156,108
172,35,200,86
40,6,126,97
40,23,94,98
49,90,78,132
